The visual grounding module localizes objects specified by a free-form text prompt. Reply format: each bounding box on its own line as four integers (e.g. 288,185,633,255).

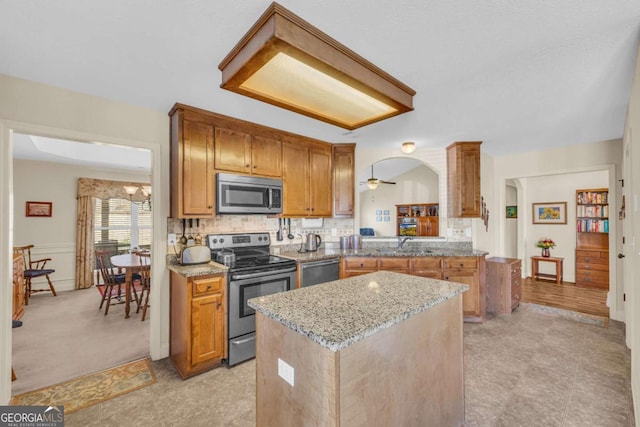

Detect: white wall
359,164,439,236
13,158,149,292
519,170,608,280
505,182,518,258
0,73,170,404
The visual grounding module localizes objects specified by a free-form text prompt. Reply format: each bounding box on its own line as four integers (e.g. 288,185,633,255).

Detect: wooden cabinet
282,140,332,217
13,253,25,321
170,109,215,218
170,271,226,378
332,143,355,217
446,141,482,218
486,257,522,314
442,256,486,322
340,254,486,322
214,128,282,177
575,188,609,289
396,203,439,236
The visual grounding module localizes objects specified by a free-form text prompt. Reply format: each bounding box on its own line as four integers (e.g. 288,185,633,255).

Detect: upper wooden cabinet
282,140,333,217
332,144,355,217
447,141,482,218
214,128,282,177
170,109,216,218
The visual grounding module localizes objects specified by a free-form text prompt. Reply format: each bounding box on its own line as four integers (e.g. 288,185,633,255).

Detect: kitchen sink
374,248,433,256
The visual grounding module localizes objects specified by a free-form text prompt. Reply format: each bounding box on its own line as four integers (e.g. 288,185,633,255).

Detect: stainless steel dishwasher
300,257,340,287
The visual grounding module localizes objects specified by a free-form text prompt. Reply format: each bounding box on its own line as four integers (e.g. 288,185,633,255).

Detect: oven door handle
231,266,297,280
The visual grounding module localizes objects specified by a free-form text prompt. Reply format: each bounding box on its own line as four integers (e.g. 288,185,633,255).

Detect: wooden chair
13,245,56,305
95,250,139,315
136,252,151,321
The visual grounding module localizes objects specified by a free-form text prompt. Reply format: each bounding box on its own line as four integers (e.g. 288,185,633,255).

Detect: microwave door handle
268,188,273,208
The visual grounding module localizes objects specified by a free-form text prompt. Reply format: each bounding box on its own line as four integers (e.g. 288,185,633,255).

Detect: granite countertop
166,256,228,278
278,247,488,262
248,270,468,352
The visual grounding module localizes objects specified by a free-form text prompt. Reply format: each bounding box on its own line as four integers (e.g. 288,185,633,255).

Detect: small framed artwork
26,201,52,217
376,209,382,215
383,210,389,215
506,206,517,218
384,216,390,222
376,215,383,222
532,202,566,224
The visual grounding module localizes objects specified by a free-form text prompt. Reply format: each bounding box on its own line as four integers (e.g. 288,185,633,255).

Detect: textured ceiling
1,0,639,157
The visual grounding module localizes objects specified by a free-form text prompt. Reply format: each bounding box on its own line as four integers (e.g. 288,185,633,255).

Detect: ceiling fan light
367,178,380,190
401,142,416,154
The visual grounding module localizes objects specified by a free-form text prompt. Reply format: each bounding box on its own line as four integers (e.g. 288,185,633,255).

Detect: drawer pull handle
584,258,591,262
207,284,212,290
514,281,520,286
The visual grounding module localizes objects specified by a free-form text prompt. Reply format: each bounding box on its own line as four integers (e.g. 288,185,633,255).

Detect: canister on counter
339,236,352,250
350,234,362,250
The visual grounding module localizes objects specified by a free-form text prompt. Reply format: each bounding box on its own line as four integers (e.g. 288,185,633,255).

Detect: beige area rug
10,358,156,414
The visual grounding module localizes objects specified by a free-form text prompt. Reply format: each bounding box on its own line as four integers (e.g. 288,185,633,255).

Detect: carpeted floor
12,287,149,396
11,358,156,414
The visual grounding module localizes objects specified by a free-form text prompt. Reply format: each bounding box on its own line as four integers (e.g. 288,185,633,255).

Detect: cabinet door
447,142,481,217
309,147,333,217
282,142,310,216
214,127,252,174
333,144,355,217
443,270,480,318
191,292,225,365
182,120,215,216
252,136,282,177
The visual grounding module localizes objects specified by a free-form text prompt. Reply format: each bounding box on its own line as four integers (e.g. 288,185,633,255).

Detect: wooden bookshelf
575,188,609,289
396,203,439,236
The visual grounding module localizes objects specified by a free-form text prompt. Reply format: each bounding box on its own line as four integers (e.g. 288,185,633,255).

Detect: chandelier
123,184,152,211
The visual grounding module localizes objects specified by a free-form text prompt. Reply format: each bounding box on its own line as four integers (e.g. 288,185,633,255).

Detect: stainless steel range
207,232,297,366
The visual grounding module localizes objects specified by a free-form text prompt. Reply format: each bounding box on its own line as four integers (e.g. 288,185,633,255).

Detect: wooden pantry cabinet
340,255,486,322
446,141,482,218
170,272,226,378
282,140,333,217
575,188,609,289
486,257,522,315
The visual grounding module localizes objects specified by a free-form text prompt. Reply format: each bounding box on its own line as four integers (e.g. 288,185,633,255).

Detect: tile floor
65,304,634,426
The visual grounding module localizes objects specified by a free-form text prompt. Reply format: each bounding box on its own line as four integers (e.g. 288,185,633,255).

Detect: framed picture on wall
506,206,517,218
532,202,566,224
26,201,52,217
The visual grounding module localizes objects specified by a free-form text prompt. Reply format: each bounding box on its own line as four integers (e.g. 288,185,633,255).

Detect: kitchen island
248,270,468,426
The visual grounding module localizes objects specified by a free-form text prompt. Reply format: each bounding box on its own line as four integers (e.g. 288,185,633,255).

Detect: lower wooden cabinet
170,271,226,378
13,253,25,321
575,249,609,289
340,255,486,322
486,257,522,315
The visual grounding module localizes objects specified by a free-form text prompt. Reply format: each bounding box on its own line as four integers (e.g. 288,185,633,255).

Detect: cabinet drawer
344,258,377,269
411,257,442,270
192,276,223,297
379,257,410,270
575,274,609,286
412,271,443,280
510,262,522,276
576,256,608,265
576,269,609,280
576,261,608,271
443,257,478,270
576,250,608,259
511,277,522,293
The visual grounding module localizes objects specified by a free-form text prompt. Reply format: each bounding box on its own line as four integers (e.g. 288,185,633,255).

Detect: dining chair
136,252,151,321
95,250,140,315
13,245,57,305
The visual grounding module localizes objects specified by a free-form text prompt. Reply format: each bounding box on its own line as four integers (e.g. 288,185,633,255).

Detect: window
94,198,152,253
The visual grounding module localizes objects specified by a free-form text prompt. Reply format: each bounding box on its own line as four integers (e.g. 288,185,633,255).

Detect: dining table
110,253,150,318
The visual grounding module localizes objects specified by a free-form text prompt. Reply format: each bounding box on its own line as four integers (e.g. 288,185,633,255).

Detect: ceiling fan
360,165,396,190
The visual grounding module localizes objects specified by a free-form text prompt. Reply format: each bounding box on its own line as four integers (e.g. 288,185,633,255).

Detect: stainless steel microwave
216,173,283,214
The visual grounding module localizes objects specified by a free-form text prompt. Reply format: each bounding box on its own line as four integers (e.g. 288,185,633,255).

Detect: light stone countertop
166,256,228,278
248,270,469,352
278,247,488,262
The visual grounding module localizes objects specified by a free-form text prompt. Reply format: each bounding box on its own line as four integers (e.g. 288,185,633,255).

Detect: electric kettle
305,233,322,252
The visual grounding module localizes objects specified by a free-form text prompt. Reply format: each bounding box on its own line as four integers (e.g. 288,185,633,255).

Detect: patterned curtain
75,178,150,289
75,196,95,289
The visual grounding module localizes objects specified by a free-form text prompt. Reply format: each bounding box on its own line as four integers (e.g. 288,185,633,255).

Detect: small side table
531,256,564,284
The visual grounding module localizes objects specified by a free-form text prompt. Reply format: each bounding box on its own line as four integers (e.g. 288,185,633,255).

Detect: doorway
11,133,152,394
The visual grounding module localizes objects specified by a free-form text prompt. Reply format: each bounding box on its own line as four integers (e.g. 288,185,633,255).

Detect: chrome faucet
397,236,413,249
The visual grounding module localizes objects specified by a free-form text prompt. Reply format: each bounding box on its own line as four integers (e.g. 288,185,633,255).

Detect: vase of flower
536,238,556,258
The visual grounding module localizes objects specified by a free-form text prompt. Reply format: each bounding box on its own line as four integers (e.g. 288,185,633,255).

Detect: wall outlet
168,233,177,245
278,357,295,386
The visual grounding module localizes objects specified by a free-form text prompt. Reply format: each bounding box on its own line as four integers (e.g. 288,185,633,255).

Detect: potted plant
536,238,556,257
